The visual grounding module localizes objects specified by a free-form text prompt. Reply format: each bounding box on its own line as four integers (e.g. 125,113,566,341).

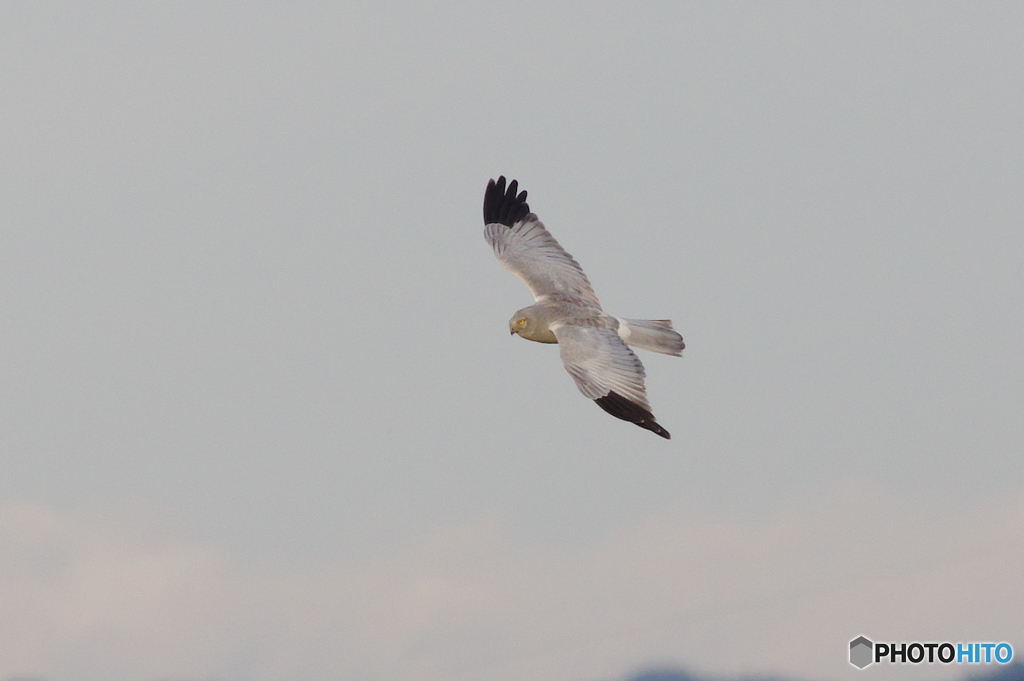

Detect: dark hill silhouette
622,662,1024,681
966,661,1024,681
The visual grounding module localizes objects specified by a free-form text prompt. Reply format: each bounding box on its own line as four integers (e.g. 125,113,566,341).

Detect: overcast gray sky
1,3,1022,681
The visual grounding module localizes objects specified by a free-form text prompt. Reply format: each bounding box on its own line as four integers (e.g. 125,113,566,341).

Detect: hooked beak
509,327,516,336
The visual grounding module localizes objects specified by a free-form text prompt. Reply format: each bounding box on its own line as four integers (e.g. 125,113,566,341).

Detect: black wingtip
594,391,671,439
483,176,530,227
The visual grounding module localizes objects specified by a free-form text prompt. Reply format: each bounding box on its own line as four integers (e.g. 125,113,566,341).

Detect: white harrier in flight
483,176,684,439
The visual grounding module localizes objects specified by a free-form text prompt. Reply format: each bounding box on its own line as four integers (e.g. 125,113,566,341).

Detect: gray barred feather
553,324,653,413
618,318,685,356
483,199,600,307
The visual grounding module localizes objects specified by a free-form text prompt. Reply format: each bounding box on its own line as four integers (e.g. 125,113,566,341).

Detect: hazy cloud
2,487,1020,681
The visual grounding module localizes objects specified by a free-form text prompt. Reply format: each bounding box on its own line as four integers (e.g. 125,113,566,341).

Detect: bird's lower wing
553,324,669,438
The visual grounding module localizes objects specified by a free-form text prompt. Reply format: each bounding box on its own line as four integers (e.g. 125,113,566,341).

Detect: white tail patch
616,318,685,357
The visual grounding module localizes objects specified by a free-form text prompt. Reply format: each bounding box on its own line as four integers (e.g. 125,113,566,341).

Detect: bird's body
483,176,683,439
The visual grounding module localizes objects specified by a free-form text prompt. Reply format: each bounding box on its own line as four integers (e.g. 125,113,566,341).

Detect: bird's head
509,308,535,337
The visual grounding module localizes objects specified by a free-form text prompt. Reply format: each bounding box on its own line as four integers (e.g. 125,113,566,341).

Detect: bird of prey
483,176,684,439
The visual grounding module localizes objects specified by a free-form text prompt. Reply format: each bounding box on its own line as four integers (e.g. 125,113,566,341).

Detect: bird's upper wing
483,176,601,308
552,322,670,438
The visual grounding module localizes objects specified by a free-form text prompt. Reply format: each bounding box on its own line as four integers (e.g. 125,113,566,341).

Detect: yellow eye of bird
517,319,525,325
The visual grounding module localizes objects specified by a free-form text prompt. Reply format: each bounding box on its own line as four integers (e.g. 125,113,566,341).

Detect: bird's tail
617,318,685,356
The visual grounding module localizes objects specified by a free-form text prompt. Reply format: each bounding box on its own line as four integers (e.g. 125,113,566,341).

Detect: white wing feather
552,324,651,411
483,176,600,307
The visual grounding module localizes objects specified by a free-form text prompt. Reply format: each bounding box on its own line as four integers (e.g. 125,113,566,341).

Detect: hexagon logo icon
850,636,874,669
